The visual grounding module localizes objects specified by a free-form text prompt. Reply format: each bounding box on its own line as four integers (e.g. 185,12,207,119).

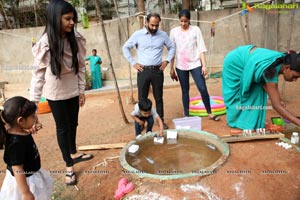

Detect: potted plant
85,71,92,90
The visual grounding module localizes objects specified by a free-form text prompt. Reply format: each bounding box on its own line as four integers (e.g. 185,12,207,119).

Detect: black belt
143,65,160,70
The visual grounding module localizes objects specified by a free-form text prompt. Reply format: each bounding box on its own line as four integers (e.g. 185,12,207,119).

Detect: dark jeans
134,116,154,136
47,96,79,167
176,66,212,116
137,69,164,120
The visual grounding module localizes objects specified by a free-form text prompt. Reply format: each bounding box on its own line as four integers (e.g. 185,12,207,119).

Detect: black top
4,133,41,177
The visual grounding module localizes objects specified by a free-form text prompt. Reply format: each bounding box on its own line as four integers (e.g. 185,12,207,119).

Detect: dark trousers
176,66,212,116
137,69,164,120
48,96,79,167
134,116,154,136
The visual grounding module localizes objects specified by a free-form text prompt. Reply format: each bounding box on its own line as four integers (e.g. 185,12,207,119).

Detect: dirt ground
0,76,300,200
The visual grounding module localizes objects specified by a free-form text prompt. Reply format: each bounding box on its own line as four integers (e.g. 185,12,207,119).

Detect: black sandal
66,172,77,186
209,115,220,121
72,153,93,164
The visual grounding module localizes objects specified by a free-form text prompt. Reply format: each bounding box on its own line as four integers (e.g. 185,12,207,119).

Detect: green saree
222,45,285,129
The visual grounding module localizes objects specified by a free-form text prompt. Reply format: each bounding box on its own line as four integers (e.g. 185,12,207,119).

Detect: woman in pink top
30,0,93,186
169,9,220,120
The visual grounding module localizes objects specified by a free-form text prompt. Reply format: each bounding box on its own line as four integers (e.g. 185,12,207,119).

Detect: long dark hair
264,52,300,79
179,9,191,20
44,0,79,79
0,97,37,149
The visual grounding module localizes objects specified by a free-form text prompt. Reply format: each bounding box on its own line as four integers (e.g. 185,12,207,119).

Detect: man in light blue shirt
122,13,175,129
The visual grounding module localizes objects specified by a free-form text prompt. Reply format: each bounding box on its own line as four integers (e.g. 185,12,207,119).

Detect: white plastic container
167,130,178,140
153,136,164,144
291,132,299,144
172,116,202,130
128,144,140,156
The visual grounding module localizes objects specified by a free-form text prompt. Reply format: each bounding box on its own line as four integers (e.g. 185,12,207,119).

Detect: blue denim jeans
134,116,154,136
176,66,212,116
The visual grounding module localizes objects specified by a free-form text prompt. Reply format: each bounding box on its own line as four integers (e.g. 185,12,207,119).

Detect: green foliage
170,2,182,13
85,70,92,89
70,0,83,7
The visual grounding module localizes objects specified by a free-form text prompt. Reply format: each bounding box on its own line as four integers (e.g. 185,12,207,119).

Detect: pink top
169,25,207,70
30,32,86,101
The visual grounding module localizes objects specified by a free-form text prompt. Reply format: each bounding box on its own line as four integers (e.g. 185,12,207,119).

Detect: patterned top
170,25,207,70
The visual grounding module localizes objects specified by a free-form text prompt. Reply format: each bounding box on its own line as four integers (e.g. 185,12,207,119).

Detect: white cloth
0,168,54,200
169,25,207,70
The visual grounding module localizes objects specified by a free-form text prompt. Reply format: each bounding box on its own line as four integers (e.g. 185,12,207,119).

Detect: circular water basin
119,129,230,180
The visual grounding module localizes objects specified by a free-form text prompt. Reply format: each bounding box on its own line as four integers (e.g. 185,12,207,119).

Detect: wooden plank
78,143,127,151
220,133,285,143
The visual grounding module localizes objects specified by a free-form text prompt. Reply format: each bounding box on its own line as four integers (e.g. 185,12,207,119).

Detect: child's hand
138,120,145,126
79,94,86,107
22,191,34,200
158,130,164,137
26,122,42,134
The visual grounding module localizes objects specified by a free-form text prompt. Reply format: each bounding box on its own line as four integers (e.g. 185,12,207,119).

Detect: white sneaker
136,134,142,139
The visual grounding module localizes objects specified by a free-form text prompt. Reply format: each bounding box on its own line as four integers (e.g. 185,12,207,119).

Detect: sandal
72,153,93,164
66,171,77,186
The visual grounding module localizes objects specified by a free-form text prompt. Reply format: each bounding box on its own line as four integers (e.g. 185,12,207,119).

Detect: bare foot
230,128,243,135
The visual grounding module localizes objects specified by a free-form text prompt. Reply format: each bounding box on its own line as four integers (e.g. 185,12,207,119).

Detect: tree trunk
137,0,145,28
281,8,295,99
112,0,136,104
0,0,10,29
158,0,165,29
33,0,38,27
245,14,251,44
127,18,135,104
182,0,190,9
93,0,129,124
260,9,266,47
237,0,247,44
9,0,20,28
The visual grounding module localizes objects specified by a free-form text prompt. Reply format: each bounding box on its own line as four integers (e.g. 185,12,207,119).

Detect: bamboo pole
237,0,247,44
281,8,295,99
112,0,136,104
78,143,127,151
93,0,129,124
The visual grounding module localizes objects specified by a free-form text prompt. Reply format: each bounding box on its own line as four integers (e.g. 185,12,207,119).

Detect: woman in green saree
222,45,300,130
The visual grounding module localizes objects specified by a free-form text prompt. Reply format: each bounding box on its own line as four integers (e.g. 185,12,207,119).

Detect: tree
0,0,9,29
137,0,145,28
182,0,190,9
33,0,38,27
93,0,129,124
7,0,20,28
111,0,136,104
